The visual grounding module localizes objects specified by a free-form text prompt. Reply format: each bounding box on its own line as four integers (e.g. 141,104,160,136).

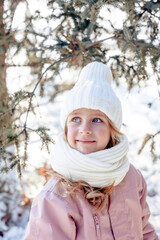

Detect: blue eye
72,117,80,123
93,118,102,123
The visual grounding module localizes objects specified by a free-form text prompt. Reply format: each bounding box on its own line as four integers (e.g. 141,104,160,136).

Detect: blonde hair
53,115,122,213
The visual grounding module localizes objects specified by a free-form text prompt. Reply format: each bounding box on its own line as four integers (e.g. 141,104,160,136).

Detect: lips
76,140,96,143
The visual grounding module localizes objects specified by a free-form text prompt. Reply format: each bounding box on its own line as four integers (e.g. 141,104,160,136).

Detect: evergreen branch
23,54,75,129
138,131,160,157
154,71,160,98
0,92,32,118
24,30,48,39
83,35,115,50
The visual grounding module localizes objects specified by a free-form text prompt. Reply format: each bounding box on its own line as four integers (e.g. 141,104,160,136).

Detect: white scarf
50,133,130,188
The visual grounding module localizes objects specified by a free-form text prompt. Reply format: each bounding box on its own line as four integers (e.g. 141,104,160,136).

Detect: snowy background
0,70,160,239
0,0,159,239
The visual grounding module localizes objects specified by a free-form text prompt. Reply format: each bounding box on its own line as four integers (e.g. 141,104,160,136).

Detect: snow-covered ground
0,78,160,239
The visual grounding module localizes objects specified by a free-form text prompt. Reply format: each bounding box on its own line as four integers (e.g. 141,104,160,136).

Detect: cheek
66,126,76,143
97,126,111,142
97,126,110,136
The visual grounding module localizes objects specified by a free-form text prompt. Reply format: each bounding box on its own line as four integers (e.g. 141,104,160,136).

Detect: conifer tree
0,0,160,174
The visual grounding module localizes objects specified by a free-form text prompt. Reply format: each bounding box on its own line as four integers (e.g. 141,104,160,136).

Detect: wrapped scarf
50,133,130,188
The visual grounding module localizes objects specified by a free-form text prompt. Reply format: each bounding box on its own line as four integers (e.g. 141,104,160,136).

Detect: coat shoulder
32,177,73,211
35,177,58,200
117,163,146,192
127,163,144,179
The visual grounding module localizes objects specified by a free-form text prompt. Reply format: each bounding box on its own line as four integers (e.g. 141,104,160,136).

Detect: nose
79,122,92,135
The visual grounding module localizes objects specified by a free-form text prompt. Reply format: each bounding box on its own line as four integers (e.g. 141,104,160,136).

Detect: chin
78,148,96,154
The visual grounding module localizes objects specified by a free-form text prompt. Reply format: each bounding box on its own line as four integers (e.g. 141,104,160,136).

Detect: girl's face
66,108,111,154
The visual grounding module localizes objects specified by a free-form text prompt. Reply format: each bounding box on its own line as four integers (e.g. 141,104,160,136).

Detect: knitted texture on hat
60,61,122,129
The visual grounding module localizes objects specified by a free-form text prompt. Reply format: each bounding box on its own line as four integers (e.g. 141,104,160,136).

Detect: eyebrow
70,112,105,118
70,112,80,115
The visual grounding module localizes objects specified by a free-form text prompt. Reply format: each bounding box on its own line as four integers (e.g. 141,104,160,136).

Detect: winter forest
0,0,160,239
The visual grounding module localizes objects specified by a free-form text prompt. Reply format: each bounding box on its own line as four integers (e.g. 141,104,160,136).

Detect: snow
0,79,160,239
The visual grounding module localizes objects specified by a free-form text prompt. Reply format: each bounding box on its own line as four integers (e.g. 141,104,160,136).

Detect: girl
24,62,158,240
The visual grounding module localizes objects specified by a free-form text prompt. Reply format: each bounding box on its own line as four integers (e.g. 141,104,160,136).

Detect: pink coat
24,164,158,240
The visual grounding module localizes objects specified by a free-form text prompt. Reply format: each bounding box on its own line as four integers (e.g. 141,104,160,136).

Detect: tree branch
23,54,75,128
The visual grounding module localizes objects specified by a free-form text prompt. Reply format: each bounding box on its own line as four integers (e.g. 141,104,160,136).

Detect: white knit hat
60,61,122,129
